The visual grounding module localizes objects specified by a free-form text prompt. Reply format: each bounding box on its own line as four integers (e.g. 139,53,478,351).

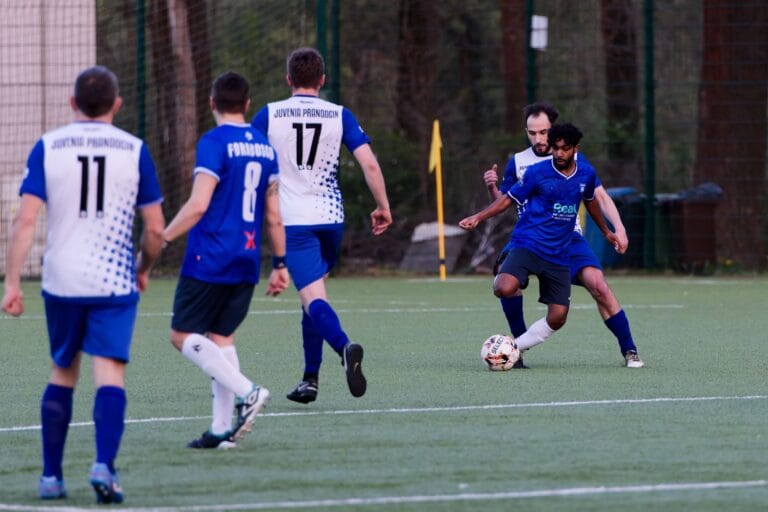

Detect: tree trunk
148,0,201,264
499,0,526,133
396,0,439,209
694,0,767,269
600,0,640,188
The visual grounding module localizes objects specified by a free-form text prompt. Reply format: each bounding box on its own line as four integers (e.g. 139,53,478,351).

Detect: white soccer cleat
232,386,270,441
624,351,645,368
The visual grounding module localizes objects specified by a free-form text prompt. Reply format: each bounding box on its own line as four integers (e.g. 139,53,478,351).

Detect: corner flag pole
429,119,447,281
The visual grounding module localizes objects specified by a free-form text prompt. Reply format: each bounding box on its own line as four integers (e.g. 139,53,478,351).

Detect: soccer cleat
89,462,124,504
187,430,236,449
343,343,367,397
38,475,66,500
624,351,645,368
232,385,270,441
512,356,530,369
286,379,319,404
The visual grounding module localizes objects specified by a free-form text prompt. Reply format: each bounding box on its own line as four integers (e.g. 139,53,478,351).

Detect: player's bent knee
493,274,519,298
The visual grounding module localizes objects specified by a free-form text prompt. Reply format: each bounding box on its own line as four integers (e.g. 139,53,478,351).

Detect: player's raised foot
88,463,123,504
187,430,236,449
287,379,318,404
38,475,66,500
232,385,270,441
624,351,645,368
343,343,366,397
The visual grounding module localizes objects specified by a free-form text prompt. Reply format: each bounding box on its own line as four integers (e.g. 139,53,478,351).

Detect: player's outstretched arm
594,186,627,254
353,144,392,236
459,194,512,230
483,164,502,201
585,198,619,251
2,194,43,317
163,173,217,244
136,203,165,292
263,179,289,296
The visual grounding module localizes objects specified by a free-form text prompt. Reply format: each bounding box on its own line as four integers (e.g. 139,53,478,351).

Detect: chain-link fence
1,1,766,277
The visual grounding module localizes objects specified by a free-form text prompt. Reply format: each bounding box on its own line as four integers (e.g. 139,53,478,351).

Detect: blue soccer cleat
38,475,66,499
89,462,124,504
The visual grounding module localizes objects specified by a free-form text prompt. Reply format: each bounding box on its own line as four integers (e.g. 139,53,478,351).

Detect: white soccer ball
480,334,520,371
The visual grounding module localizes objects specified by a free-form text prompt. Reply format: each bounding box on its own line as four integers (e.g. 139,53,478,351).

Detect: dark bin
584,187,642,268
669,182,722,274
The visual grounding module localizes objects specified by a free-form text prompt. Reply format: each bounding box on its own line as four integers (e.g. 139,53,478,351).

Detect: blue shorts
569,233,602,286
498,247,571,306
44,297,138,367
286,224,344,291
172,276,255,336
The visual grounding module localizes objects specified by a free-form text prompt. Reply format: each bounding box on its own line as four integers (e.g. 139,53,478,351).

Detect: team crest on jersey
245,131,253,141
580,183,586,193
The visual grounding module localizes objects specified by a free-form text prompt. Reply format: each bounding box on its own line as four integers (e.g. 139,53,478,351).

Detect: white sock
181,334,253,398
515,318,556,351
210,346,240,435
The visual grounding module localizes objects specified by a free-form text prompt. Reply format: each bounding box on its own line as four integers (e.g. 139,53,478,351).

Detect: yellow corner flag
428,119,442,174
429,120,447,281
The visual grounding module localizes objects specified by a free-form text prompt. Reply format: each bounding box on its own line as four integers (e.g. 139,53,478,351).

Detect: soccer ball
480,334,520,371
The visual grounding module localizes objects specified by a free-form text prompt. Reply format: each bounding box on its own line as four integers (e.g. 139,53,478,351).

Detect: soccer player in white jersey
1,66,165,503
252,47,391,403
482,102,644,368
461,124,619,355
163,72,289,449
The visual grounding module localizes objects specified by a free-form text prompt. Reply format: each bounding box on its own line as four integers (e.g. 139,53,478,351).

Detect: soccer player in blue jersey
252,47,391,403
1,66,165,503
163,72,289,449
460,124,619,355
482,102,643,368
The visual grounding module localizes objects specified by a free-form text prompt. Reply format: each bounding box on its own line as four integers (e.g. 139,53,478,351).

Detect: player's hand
136,270,150,293
370,207,392,236
265,268,290,296
483,164,499,187
1,286,24,317
459,215,481,230
613,228,628,254
605,231,620,253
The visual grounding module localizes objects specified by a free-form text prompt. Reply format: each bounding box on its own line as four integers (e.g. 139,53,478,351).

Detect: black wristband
272,255,287,269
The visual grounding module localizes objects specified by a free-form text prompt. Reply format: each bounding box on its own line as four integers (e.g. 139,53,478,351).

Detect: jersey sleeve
251,106,269,135
341,107,371,152
19,139,46,200
193,132,225,181
136,143,163,207
499,156,519,195
577,152,602,188
506,165,539,205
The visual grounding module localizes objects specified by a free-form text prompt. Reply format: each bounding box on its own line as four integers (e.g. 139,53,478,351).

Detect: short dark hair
523,101,559,124
547,123,583,147
74,66,119,118
287,47,325,89
212,71,249,114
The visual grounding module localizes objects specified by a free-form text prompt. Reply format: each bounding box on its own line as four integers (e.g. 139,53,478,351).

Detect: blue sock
93,386,126,473
500,296,527,338
302,309,323,379
41,383,73,479
307,299,350,355
604,309,637,355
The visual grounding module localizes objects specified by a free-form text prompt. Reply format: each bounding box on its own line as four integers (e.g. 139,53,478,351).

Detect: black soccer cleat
187,430,236,449
286,379,319,404
343,343,367,397
512,356,530,369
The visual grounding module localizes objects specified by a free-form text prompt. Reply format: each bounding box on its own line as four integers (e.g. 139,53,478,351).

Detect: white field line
1,395,764,434
0,479,766,511
0,302,684,321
